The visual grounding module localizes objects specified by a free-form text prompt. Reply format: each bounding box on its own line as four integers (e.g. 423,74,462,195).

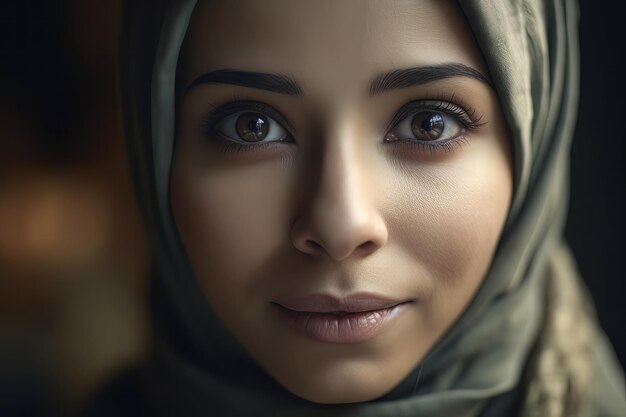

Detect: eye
216,111,289,143
387,110,464,143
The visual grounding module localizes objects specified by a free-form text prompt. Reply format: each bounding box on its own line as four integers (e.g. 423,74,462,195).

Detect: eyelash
384,93,485,154
200,93,484,156
200,95,292,155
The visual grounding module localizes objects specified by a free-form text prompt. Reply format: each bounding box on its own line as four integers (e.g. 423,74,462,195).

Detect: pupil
249,118,265,135
421,113,443,132
237,112,269,142
412,112,444,141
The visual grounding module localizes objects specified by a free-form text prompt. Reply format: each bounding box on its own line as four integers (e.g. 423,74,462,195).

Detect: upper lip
273,292,411,313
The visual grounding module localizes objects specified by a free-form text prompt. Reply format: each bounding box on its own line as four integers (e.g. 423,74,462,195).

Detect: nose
290,129,388,262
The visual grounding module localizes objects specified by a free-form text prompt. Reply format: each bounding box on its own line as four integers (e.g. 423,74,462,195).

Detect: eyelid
385,99,483,134
381,97,486,155
201,100,296,138
390,111,464,143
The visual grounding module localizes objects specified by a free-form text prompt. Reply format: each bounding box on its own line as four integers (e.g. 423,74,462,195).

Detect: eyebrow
369,63,492,95
185,69,303,96
184,63,491,97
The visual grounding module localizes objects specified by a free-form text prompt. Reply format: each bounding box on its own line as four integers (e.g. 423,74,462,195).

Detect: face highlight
170,0,513,404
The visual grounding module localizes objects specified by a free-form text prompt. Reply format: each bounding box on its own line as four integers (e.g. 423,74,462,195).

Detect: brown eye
236,112,269,142
411,112,444,141
387,108,464,144
215,108,289,145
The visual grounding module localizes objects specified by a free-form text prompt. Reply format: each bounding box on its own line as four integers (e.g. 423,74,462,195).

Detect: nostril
302,239,380,259
357,241,378,254
305,240,324,253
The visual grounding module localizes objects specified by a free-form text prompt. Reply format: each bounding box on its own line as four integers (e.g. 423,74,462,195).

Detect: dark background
0,0,624,415
565,0,626,370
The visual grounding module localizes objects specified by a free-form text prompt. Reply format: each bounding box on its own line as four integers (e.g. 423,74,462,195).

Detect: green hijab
120,0,625,416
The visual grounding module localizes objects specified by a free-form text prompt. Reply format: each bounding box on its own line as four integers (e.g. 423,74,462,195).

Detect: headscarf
119,0,625,416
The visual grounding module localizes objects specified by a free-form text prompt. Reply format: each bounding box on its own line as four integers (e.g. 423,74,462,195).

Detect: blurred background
0,1,149,416
0,1,624,416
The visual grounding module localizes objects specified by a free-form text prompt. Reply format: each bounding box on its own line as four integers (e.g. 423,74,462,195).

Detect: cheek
392,143,512,326
170,160,292,303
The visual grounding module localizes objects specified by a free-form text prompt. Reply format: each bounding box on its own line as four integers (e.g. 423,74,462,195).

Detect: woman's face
171,0,512,404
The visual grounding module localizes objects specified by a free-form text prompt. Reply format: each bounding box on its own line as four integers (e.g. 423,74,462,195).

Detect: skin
170,0,513,404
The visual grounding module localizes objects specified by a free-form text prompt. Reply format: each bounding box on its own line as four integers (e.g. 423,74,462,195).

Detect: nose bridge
291,112,387,261
318,119,366,218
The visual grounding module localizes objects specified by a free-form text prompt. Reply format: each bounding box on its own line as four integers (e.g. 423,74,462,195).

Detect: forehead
182,0,487,98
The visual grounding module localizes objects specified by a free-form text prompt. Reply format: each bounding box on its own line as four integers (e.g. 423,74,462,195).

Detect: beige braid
521,244,594,417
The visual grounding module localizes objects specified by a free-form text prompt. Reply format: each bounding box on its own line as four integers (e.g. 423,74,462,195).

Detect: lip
272,293,413,343
274,292,410,313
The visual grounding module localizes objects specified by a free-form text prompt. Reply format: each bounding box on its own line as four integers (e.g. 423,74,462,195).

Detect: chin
272,359,407,405
290,384,388,405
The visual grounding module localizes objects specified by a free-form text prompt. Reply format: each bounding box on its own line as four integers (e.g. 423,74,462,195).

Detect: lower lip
273,302,411,344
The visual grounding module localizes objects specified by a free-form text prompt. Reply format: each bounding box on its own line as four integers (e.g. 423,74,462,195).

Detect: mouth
271,292,414,343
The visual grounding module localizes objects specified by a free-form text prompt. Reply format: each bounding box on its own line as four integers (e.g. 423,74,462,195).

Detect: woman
106,0,625,416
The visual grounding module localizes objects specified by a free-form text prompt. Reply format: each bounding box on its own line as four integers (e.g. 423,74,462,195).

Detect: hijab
119,0,625,416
